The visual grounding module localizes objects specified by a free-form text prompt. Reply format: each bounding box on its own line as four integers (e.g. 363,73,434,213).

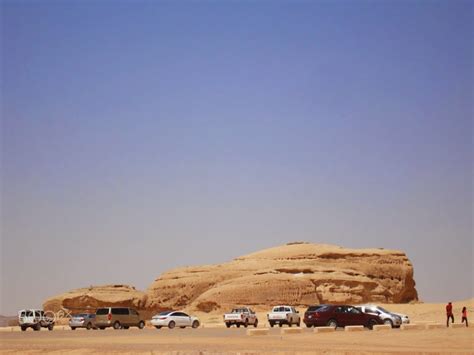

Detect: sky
1,0,472,315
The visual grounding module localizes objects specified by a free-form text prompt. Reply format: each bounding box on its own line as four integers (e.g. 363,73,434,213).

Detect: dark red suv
303,305,382,329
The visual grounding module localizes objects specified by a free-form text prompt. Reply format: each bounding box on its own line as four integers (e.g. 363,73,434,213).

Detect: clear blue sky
1,0,472,314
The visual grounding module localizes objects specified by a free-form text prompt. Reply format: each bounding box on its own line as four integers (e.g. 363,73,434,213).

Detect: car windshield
376,306,390,314
159,311,173,316
73,314,88,317
231,309,243,313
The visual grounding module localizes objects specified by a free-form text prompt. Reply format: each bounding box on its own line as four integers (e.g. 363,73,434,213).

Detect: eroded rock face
145,243,418,312
43,284,148,313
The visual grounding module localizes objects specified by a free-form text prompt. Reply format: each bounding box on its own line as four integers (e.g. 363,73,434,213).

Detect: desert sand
1,299,472,354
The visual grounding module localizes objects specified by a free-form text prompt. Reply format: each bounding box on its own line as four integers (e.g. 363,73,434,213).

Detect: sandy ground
1,299,472,354
0,326,473,354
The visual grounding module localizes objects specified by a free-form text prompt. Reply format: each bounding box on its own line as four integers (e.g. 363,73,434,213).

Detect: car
303,304,382,329
69,313,97,330
267,305,301,327
18,309,55,331
151,311,200,329
393,312,410,324
357,305,402,328
95,307,145,330
223,307,258,328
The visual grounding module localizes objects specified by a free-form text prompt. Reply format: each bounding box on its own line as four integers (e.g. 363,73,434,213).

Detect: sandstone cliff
145,243,418,312
43,243,418,314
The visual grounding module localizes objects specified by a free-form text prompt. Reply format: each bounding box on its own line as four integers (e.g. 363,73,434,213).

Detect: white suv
267,305,301,327
18,309,54,331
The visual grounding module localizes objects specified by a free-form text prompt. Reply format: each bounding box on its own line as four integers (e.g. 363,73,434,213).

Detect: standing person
461,307,468,327
446,302,454,327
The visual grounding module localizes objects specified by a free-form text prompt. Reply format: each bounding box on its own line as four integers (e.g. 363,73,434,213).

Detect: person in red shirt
461,307,468,327
446,302,454,327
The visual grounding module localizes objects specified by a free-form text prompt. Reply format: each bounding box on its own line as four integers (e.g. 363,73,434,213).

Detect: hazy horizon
1,0,473,315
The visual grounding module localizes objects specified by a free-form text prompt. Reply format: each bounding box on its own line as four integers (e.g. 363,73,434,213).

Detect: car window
96,308,109,315
349,307,361,314
112,308,129,315
335,307,344,313
130,309,138,316
181,313,189,317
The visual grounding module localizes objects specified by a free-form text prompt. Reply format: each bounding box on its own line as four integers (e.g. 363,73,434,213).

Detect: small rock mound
43,284,147,313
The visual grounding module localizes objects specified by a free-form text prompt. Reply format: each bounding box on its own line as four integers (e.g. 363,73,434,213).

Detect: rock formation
43,284,147,313
145,243,418,312
43,243,418,314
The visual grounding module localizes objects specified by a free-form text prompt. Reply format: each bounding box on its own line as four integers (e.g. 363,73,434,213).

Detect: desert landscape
1,243,472,354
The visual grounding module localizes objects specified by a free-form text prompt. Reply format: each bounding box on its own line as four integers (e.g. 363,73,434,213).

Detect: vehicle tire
138,321,145,329
269,322,274,328
305,323,312,328
71,327,76,330
297,320,301,327
113,321,121,330
34,323,41,331
155,326,162,329
86,322,92,330
254,319,258,328
168,321,175,329
225,322,231,328
192,320,199,329
123,326,130,330
288,319,292,327
244,319,248,328
279,323,282,327
99,327,105,330
236,323,240,328
48,324,54,331
367,319,377,330
383,319,393,328
21,326,27,331
327,319,338,329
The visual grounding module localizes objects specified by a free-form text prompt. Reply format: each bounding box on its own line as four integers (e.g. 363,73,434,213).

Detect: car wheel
138,321,145,329
86,322,92,330
279,323,283,327
123,326,130,329
155,326,162,329
269,322,274,328
327,319,337,329
34,323,41,331
244,319,248,328
99,327,105,330
305,323,312,328
367,319,377,330
297,320,301,327
48,324,54,331
168,321,175,329
71,327,76,330
383,319,393,328
192,320,200,329
113,321,121,330
254,319,258,328
21,326,27,331
225,322,231,328
236,323,240,328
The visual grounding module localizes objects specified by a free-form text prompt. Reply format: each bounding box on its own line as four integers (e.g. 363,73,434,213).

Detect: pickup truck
267,305,300,327
223,307,258,328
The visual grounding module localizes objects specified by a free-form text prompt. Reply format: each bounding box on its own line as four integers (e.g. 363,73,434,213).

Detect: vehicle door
346,306,364,325
291,307,300,322
129,309,139,326
173,312,189,327
334,306,350,326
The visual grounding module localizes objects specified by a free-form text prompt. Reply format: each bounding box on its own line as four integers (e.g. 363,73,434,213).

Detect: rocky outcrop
43,243,418,314
145,243,418,311
43,284,147,313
